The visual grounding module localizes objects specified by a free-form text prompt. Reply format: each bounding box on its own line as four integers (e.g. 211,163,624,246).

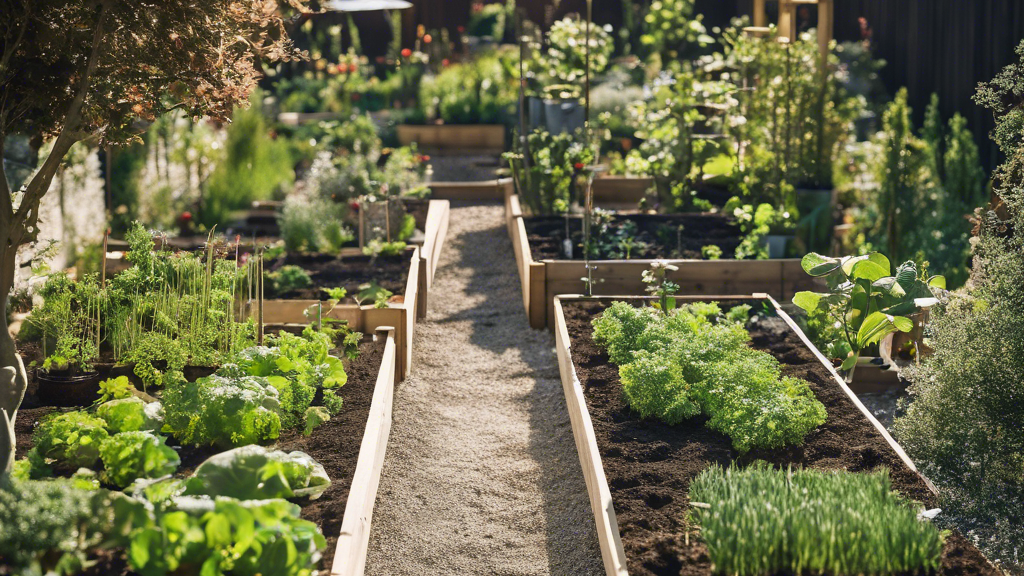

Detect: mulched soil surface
267,251,410,301
526,213,742,261
14,338,385,574
563,299,997,576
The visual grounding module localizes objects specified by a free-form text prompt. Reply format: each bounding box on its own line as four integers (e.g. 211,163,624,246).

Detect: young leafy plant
182,445,331,501
792,252,945,376
96,397,163,434
30,411,110,472
99,431,180,488
592,300,826,452
161,372,282,449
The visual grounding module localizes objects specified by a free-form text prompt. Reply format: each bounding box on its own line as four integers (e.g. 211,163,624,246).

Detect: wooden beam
330,327,398,576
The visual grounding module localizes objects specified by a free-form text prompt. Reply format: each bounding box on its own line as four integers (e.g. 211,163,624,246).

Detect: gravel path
364,203,603,575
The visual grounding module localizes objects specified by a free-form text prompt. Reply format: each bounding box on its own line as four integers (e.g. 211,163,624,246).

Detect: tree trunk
0,290,27,475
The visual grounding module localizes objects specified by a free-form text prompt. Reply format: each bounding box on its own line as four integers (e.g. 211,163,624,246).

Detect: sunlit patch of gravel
364,203,603,575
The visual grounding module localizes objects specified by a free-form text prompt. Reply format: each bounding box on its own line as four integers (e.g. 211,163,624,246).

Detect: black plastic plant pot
36,370,101,407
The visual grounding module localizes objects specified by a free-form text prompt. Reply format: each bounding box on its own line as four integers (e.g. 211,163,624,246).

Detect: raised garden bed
428,177,514,201
552,294,996,576
591,176,652,210
255,246,421,382
13,328,398,576
505,194,813,329
396,124,505,155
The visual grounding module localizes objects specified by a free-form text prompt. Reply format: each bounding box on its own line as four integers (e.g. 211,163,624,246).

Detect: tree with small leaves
0,0,308,474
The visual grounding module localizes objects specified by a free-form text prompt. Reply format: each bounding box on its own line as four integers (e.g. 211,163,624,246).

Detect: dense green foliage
220,329,348,431
890,40,1024,568
183,445,330,501
162,373,282,449
99,431,180,489
201,96,294,228
96,397,162,434
592,301,826,451
506,129,594,215
689,463,945,575
418,49,517,125
30,411,110,472
0,478,123,575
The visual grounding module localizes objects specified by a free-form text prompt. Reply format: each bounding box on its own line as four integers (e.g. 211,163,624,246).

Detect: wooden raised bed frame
330,326,398,576
552,294,937,576
590,176,652,210
505,193,814,329
396,124,505,155
253,247,421,383
428,177,514,202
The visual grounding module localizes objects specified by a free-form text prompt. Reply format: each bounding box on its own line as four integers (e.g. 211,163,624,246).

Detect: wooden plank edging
553,297,629,576
553,294,941,575
429,178,514,201
418,200,450,320
330,326,398,576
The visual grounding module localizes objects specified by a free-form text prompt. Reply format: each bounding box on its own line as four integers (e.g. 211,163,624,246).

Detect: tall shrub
893,40,1024,567
202,95,294,227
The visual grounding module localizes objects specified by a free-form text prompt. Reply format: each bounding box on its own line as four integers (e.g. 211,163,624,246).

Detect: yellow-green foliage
592,301,826,452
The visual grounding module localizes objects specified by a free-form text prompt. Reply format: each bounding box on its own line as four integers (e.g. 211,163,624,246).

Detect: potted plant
529,15,613,135
26,274,102,406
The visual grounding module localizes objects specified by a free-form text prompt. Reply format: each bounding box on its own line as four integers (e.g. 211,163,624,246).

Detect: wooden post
753,0,767,27
778,0,795,40
817,0,833,65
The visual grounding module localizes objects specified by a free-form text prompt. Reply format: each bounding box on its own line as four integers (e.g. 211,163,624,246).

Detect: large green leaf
801,253,841,276
856,312,913,349
792,291,823,312
866,252,891,272
928,275,947,289
851,260,889,282
894,261,919,291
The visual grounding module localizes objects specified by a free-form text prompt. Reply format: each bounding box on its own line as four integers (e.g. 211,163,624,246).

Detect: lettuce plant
99,431,180,489
126,497,325,576
96,397,163,434
161,372,281,448
183,445,330,501
222,329,347,432
31,411,110,471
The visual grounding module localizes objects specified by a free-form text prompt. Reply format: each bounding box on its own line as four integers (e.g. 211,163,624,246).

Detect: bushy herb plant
96,397,163,434
418,48,517,125
0,478,124,575
689,463,945,575
506,128,595,215
592,297,826,452
280,193,354,255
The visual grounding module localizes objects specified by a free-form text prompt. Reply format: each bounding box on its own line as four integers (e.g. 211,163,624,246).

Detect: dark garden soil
526,213,743,261
14,338,386,575
562,300,997,576
267,250,410,302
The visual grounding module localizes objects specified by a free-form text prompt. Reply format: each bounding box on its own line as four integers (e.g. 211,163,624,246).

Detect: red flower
375,55,386,64
457,26,466,33
442,58,450,67
574,162,585,170
423,34,432,44
401,48,412,58
180,211,192,221
420,155,431,162
350,201,361,212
